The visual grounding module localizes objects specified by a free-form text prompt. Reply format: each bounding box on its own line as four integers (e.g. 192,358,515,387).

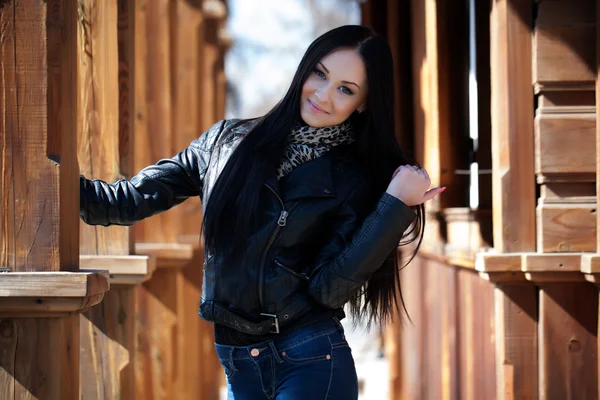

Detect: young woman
80,25,443,399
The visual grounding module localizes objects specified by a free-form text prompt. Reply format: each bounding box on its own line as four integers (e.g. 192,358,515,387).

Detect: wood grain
81,287,134,400
134,0,181,244
457,268,497,400
0,271,109,297
77,0,129,256
490,0,536,253
172,0,204,240
538,284,598,399
537,203,597,252
535,114,596,175
1,0,81,272
494,285,538,399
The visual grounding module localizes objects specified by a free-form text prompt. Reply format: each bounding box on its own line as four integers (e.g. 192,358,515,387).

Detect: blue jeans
215,317,359,399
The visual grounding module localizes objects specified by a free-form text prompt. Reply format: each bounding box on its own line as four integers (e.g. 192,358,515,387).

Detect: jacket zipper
274,259,309,281
258,183,288,310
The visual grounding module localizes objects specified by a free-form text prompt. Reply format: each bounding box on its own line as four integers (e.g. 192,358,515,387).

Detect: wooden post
0,1,109,398
490,0,536,254
75,1,155,399
489,1,538,399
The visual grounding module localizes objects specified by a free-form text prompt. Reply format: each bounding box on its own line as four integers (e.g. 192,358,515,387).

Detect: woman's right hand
385,165,445,206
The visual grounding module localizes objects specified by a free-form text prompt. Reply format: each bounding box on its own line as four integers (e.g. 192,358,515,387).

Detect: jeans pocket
280,333,333,364
218,359,236,380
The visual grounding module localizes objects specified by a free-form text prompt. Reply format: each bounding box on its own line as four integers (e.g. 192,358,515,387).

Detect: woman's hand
385,165,445,206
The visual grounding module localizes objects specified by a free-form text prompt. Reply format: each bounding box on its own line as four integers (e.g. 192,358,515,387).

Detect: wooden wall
0,0,229,398
369,0,600,399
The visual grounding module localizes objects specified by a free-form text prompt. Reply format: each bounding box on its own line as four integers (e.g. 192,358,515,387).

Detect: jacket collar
277,144,359,202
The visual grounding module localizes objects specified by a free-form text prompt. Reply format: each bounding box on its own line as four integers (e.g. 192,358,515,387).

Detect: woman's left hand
385,165,445,206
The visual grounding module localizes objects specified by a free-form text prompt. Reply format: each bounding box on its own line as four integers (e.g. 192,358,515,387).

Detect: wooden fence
0,0,229,398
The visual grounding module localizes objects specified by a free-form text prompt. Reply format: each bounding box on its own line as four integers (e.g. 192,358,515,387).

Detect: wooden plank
522,253,585,272
134,0,179,244
475,253,522,273
534,26,596,87
134,269,179,399
80,255,156,285
597,0,600,254
490,0,536,252
538,284,598,399
80,288,134,399
494,285,538,399
0,296,104,315
400,255,427,399
1,0,79,272
541,182,596,203
134,242,195,267
457,268,497,400
0,316,80,399
0,271,109,297
172,0,204,240
535,114,596,175
534,0,596,89
200,0,222,131
537,204,597,252
77,0,129,256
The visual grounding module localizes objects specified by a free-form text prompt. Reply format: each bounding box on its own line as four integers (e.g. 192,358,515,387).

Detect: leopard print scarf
276,121,355,179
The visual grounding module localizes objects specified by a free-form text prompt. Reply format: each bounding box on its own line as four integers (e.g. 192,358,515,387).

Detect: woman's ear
357,104,367,113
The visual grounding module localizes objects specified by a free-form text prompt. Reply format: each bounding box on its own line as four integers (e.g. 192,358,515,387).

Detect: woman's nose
315,84,332,103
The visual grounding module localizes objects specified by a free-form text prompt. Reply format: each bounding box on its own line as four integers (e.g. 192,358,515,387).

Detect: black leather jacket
80,119,416,334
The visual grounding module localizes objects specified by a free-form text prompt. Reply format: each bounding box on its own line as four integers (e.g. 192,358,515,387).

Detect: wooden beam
490,0,536,252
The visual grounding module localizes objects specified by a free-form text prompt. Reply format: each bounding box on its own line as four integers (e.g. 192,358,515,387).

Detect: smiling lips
308,99,328,114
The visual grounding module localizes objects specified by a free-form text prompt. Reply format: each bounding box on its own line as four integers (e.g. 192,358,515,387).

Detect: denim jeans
215,317,359,399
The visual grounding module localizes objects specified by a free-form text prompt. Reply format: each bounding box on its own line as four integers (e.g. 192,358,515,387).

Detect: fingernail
440,187,447,192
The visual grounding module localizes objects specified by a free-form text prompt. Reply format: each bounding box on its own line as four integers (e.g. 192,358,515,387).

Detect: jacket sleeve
80,120,226,226
307,181,417,309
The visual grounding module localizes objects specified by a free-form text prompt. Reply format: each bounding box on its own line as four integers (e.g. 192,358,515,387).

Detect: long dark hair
203,25,425,326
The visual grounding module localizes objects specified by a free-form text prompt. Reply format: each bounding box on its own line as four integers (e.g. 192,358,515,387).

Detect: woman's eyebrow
318,62,361,89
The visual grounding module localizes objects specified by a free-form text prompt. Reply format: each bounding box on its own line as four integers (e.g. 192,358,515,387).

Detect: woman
80,25,443,399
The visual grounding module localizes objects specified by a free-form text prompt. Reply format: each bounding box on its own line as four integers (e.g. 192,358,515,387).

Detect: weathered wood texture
75,0,145,398
0,1,90,398
77,0,129,256
397,256,497,400
538,283,598,399
1,0,79,272
0,316,80,399
490,0,536,253
80,288,134,399
494,284,538,399
534,0,597,253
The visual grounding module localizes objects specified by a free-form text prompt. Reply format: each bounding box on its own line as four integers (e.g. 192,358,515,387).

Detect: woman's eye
313,68,326,79
340,86,354,95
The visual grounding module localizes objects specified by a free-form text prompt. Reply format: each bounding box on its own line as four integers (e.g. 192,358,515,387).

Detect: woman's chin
300,109,328,128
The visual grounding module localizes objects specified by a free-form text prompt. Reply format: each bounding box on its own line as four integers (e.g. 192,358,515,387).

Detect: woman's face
300,48,368,128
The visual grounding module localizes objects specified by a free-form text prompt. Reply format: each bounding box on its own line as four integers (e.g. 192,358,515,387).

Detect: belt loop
228,347,238,372
269,341,284,364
